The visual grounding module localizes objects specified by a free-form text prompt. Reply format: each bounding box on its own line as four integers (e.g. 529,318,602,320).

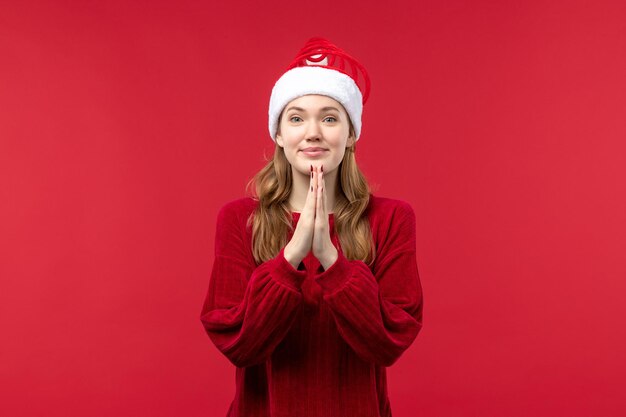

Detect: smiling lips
302,148,326,157
301,147,328,157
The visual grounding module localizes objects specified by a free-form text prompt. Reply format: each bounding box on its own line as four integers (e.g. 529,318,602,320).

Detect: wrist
284,244,303,270
319,247,339,271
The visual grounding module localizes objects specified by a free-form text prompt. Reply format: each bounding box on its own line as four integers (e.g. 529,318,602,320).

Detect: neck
289,166,338,213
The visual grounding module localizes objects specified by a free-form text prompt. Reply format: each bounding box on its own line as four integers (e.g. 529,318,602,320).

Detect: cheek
285,140,299,151
283,141,300,157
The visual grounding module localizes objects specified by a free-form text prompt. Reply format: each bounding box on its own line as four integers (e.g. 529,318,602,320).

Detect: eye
324,116,337,122
289,116,302,122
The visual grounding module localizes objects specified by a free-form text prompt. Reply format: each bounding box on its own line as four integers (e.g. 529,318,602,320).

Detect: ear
347,133,355,148
275,132,283,147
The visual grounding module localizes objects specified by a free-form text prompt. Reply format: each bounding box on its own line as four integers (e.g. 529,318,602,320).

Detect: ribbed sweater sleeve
199,203,307,368
312,201,423,367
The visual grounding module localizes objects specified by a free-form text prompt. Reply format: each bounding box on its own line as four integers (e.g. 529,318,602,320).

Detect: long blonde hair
245,122,376,267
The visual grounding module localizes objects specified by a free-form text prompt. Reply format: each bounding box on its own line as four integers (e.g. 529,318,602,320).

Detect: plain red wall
1,0,625,416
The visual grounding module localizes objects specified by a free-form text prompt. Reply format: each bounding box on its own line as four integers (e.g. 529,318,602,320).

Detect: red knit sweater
200,194,424,417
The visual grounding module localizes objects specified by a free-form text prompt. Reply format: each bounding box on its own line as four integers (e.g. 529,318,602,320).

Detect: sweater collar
291,211,334,223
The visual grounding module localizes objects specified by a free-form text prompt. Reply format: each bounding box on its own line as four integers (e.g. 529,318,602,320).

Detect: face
275,94,355,176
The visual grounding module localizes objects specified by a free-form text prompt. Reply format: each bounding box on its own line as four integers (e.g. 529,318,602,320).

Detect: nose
305,121,322,141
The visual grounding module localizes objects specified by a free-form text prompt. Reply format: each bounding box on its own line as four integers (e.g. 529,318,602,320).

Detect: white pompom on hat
268,37,371,143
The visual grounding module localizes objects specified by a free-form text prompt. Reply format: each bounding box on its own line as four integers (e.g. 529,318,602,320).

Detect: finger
305,164,315,214
313,166,317,210
317,166,324,220
320,165,327,214
322,166,327,217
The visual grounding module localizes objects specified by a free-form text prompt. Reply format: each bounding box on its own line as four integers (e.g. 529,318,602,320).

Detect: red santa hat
268,37,371,143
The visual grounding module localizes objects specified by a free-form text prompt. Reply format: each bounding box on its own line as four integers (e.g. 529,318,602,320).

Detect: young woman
200,37,424,417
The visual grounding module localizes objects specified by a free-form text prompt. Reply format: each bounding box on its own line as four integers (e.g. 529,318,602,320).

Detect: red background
1,1,625,416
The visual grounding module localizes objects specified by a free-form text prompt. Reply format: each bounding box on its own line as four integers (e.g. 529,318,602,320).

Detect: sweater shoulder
368,195,417,260
219,196,258,214
216,196,258,227
368,194,414,222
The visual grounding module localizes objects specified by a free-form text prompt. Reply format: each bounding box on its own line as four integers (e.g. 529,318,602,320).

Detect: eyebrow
285,106,341,113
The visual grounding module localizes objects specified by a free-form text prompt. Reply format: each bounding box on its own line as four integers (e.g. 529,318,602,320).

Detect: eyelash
289,116,337,123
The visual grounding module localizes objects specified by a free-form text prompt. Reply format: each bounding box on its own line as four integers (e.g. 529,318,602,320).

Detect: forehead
285,94,346,113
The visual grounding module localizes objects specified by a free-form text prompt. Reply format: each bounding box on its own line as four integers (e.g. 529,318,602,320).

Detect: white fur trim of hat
268,65,363,142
